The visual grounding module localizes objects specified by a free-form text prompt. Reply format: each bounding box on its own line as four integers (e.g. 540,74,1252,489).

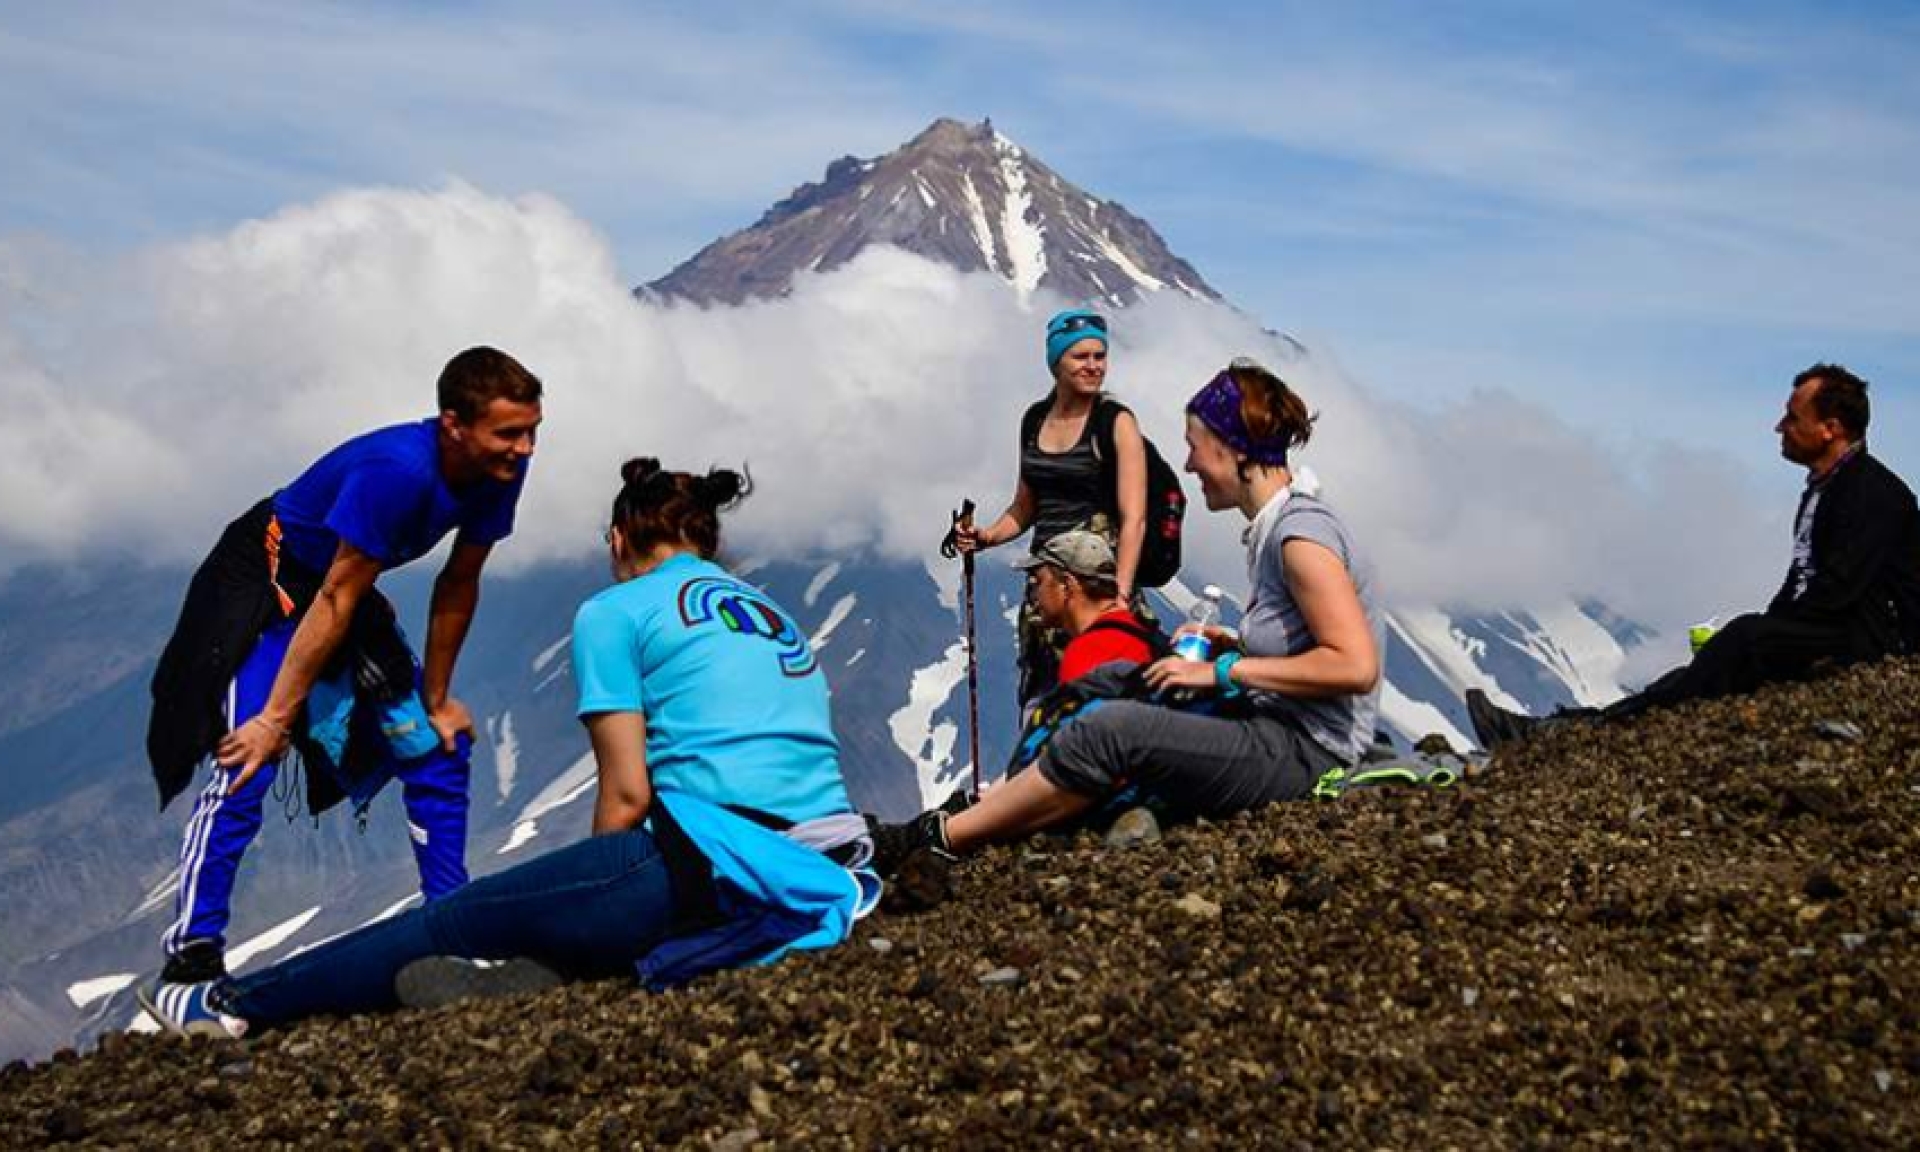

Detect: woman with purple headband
875,360,1383,866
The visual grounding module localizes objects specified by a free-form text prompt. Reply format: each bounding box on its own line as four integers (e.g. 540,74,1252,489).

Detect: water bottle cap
1201,584,1224,600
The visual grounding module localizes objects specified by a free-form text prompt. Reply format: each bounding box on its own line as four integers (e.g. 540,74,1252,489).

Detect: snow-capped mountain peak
641,117,1219,308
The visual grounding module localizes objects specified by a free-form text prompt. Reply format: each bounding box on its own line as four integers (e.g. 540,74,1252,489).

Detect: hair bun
620,457,663,486
696,466,752,510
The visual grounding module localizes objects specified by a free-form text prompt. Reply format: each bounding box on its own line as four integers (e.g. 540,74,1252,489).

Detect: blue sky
4,0,1917,502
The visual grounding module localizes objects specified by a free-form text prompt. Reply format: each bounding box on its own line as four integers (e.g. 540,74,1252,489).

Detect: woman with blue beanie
952,308,1153,702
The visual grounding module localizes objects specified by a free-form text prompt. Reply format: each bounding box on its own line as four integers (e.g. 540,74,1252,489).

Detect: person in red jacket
1014,529,1157,683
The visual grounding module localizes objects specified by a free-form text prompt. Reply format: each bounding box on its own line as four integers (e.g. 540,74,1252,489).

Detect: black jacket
147,497,415,812
1767,448,1920,657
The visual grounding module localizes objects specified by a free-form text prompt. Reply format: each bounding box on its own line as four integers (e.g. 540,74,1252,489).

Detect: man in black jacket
1471,363,1920,748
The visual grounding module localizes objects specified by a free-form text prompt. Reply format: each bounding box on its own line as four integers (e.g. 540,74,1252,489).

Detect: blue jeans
223,827,674,1026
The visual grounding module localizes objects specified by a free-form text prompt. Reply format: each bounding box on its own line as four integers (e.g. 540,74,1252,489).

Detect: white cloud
0,184,1784,638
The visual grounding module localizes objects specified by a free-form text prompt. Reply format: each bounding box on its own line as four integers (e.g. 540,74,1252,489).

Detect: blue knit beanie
1045,308,1109,370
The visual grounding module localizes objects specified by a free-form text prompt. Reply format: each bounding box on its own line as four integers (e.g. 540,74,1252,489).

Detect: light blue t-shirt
571,553,851,824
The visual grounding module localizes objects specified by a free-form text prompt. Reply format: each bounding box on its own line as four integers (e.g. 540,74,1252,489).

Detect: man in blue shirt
146,346,543,987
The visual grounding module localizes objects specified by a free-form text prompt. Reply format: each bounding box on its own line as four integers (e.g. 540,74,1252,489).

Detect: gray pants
1038,701,1340,817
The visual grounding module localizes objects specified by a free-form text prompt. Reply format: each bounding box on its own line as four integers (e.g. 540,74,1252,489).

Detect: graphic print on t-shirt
677,577,818,677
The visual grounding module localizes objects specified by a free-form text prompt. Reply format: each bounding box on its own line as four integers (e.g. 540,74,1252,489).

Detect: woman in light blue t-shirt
139,459,876,1040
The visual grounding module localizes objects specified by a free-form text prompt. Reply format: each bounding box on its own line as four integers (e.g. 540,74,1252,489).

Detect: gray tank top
1020,402,1106,550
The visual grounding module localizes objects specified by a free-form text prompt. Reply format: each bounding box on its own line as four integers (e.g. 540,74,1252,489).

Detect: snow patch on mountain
1377,681,1474,752
125,867,181,924
805,562,842,608
925,555,960,611
960,172,996,274
994,137,1046,295
228,906,322,971
499,750,598,855
532,634,569,674
491,711,520,801
1498,601,1629,708
810,593,857,651
888,641,968,808
66,974,136,1010
1388,608,1527,711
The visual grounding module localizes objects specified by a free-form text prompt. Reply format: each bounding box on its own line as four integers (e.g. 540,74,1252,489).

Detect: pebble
1788,946,1817,958
218,1059,254,1078
1461,987,1480,1008
1814,719,1864,742
1174,893,1222,920
979,967,1023,987
1057,966,1084,984
1841,933,1868,951
1105,806,1163,849
712,1127,760,1152
867,937,894,954
1420,833,1448,850
1875,1070,1894,1093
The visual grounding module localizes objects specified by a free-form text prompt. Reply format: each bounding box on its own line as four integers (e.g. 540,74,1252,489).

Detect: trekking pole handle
940,499,978,559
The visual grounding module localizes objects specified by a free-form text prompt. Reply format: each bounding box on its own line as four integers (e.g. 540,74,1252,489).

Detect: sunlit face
441,397,542,484
1775,379,1839,467
1183,414,1242,511
1052,340,1108,397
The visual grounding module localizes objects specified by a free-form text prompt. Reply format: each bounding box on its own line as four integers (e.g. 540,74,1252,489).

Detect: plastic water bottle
1172,585,1224,662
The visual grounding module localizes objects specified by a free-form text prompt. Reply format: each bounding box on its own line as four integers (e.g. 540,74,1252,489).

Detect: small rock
1788,946,1817,958
749,1085,775,1120
219,1058,254,1077
1173,893,1222,920
712,1127,760,1152
1841,933,1868,951
1814,719,1864,742
1803,869,1845,901
1420,833,1448,850
980,966,1023,987
1057,966,1084,984
1461,987,1480,1008
1104,806,1162,849
867,937,894,954
1874,1070,1894,1094
1413,733,1459,757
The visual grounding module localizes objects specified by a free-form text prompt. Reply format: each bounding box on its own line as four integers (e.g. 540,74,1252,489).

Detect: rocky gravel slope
5,658,1918,1149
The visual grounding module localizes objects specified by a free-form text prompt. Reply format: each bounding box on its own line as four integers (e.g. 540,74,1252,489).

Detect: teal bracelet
1214,652,1244,697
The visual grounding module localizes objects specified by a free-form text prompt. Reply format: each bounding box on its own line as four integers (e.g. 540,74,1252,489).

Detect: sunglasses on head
1050,313,1108,337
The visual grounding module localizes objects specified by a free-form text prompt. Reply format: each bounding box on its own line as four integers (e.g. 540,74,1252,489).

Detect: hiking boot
135,979,247,1040
159,939,228,985
1465,689,1548,750
867,810,954,880
394,956,566,1010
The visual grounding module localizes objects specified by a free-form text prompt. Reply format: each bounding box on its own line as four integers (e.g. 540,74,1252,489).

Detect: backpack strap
1082,616,1171,658
1020,399,1051,452
1088,397,1126,466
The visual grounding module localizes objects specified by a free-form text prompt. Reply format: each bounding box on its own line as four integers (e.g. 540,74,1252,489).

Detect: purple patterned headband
1186,369,1291,466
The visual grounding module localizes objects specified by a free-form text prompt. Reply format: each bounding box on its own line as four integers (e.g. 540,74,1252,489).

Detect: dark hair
1793,362,1871,438
438,346,544,422
1229,360,1315,452
1069,571,1120,601
610,458,752,560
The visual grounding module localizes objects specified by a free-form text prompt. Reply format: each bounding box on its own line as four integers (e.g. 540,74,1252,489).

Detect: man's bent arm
421,539,491,744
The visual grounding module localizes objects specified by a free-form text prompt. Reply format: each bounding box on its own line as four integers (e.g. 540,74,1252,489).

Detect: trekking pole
943,499,984,797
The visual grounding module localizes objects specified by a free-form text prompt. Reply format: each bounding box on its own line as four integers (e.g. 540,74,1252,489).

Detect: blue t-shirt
272,419,526,572
571,554,851,824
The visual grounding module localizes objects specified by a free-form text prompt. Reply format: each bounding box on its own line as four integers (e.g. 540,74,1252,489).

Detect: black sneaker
394,955,566,1010
867,810,954,880
160,939,228,985
1465,689,1548,750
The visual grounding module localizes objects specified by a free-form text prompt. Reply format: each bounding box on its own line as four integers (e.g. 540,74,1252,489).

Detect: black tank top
1020,404,1105,550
